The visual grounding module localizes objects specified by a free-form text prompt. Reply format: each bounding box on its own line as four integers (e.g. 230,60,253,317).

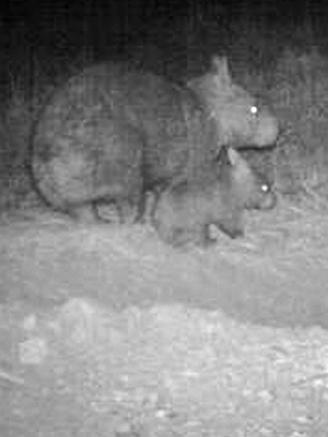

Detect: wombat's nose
261,189,277,210
254,114,279,147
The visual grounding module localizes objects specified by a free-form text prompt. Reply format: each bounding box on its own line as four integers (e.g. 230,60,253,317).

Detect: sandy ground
1,195,328,436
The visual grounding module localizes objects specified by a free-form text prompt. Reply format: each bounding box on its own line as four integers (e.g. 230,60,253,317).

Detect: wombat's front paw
219,224,244,239
229,229,244,239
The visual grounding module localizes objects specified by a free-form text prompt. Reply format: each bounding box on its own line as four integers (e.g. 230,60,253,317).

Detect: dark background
1,0,327,56
0,0,327,98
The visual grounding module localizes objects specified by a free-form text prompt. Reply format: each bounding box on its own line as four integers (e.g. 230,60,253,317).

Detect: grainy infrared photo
1,0,328,435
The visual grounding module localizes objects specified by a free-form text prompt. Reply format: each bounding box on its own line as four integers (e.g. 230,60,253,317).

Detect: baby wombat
152,146,276,247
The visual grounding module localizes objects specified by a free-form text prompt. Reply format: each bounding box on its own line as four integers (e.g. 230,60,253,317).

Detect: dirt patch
1,197,328,436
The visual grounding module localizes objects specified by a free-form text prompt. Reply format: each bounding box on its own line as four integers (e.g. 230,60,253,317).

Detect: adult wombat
152,146,276,247
31,57,278,222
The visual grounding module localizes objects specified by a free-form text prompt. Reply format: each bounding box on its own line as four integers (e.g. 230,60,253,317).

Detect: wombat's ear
216,146,240,168
211,56,231,86
215,145,230,168
226,147,241,167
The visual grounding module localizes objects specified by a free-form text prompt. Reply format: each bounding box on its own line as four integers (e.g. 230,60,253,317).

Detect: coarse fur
31,57,279,222
152,146,276,247
31,115,143,223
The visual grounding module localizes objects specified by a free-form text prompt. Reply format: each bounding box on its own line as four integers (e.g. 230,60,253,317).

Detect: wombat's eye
261,184,269,193
250,105,258,116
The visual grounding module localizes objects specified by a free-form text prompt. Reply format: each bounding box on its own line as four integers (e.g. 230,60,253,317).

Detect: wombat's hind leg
67,203,99,223
95,201,121,223
117,200,140,225
95,199,137,224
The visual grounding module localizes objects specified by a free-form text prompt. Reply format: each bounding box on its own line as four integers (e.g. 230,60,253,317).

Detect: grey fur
152,146,276,247
31,57,278,222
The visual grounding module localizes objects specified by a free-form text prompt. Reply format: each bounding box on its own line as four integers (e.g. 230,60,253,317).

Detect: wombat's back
33,62,220,190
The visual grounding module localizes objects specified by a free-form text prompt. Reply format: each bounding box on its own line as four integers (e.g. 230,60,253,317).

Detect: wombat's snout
258,183,277,210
